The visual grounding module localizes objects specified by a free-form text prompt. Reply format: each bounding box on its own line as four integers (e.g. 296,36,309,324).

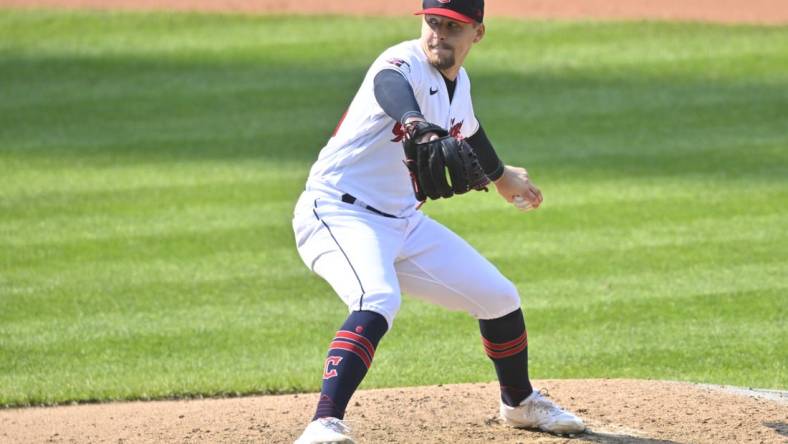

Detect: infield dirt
1,0,786,443
2,379,786,443
1,0,788,24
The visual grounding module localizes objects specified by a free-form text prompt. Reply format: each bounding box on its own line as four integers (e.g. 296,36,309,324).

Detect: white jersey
305,39,480,218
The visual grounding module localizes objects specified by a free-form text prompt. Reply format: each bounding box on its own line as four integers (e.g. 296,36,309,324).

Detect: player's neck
439,66,460,81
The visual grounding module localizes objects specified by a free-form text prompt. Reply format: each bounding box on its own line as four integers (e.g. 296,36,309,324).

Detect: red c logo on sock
323,356,343,379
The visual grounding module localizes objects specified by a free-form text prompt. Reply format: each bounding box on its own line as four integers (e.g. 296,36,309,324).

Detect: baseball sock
479,308,534,407
312,310,388,420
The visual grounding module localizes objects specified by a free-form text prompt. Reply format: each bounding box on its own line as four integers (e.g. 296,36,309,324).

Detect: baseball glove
402,121,490,202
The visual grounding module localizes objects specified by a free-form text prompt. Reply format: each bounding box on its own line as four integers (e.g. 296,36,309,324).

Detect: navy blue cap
415,0,484,24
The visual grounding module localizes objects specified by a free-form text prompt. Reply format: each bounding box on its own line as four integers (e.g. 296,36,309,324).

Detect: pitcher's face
420,14,485,72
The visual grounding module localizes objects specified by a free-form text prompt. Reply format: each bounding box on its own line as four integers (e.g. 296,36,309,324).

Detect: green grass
1,10,786,407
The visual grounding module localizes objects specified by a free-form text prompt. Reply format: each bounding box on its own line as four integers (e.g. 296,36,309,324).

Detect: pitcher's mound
1,379,786,443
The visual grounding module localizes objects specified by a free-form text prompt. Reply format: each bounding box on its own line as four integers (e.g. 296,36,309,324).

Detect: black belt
341,193,397,218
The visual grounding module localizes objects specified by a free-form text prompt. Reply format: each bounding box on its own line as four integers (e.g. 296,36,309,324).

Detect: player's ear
473,23,485,43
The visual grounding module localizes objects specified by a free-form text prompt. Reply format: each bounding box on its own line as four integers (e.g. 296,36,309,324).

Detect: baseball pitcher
292,1,586,442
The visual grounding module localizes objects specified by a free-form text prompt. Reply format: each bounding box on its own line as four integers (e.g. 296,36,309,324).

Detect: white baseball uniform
293,39,520,329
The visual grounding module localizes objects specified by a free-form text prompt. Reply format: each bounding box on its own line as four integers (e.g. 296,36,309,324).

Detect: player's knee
483,279,521,320
359,291,401,330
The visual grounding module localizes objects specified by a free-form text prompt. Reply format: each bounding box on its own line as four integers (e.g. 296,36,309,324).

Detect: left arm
465,124,504,181
466,125,543,211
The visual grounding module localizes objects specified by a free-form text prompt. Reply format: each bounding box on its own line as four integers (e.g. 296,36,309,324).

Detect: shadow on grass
1,53,786,184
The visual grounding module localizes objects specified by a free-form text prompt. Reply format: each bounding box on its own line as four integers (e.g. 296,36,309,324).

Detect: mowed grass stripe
4,203,783,302
362,288,785,389
1,200,295,246
1,281,785,405
7,205,783,279
437,195,785,234
3,286,782,404
1,11,786,406
0,163,307,198
1,185,295,218
4,253,784,324
3,179,783,245
3,245,780,326
2,171,780,220
513,263,787,309
4,260,784,378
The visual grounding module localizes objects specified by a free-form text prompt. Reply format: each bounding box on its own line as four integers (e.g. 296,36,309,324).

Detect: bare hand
493,166,543,212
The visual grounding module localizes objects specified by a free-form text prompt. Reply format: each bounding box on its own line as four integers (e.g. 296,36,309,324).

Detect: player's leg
395,213,584,434
293,195,404,442
310,255,391,421
395,213,532,402
294,196,405,327
297,303,387,443
478,308,532,405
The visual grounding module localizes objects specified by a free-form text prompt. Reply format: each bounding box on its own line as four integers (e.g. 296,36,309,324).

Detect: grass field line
2,299,780,358
2,212,782,283
3,261,783,333
427,182,786,214
491,230,784,261
0,64,356,107
3,177,783,223
0,204,294,246
522,135,787,163
0,163,305,196
2,249,305,296
511,262,786,307
0,302,281,346
484,82,788,124
2,193,783,249
504,239,782,285
535,318,783,353
2,13,785,64
472,212,785,249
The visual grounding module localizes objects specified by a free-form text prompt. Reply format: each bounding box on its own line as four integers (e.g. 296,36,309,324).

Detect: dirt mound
2,379,786,443
1,0,787,24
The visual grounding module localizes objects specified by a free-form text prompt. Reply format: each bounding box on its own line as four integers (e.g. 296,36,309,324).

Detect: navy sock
479,308,533,407
313,310,388,420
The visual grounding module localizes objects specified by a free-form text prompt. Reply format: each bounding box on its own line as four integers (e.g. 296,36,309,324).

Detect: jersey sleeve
368,44,425,96
374,70,423,124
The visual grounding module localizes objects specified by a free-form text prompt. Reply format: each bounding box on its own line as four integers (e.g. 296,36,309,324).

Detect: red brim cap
414,8,475,24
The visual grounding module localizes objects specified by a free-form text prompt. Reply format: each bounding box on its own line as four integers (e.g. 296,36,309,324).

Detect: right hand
404,116,441,143
493,166,543,212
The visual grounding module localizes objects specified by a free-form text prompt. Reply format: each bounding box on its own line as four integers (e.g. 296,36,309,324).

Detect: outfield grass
0,10,786,407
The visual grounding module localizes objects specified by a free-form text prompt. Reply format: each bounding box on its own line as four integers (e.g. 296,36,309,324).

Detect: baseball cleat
294,417,355,444
499,390,586,435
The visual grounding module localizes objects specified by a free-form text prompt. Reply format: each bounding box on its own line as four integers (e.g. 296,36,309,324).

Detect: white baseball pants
292,190,521,329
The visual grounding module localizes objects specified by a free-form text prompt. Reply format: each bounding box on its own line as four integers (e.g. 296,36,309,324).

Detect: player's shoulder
376,40,426,71
380,39,424,59
459,66,472,81
457,66,475,90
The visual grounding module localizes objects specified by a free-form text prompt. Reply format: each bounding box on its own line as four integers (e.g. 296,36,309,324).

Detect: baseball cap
414,0,484,24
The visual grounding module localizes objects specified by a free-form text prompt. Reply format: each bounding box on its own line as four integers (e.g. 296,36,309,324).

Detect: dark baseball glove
402,121,490,202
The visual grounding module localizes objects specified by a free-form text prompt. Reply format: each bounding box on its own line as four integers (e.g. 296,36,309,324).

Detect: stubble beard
428,46,456,71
